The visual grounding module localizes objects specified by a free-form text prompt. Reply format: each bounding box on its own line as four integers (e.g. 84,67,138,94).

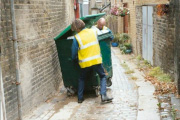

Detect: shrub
149,67,171,82
119,33,130,42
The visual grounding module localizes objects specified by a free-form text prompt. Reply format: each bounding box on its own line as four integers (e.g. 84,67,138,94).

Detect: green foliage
113,33,131,44
117,33,132,54
119,33,130,42
121,62,134,74
119,44,125,50
136,55,142,61
124,43,132,49
149,67,162,77
157,102,161,110
119,43,132,54
131,76,138,80
157,74,171,82
113,34,121,43
122,46,127,53
149,67,171,82
171,106,177,120
121,62,128,70
143,60,150,65
125,70,134,74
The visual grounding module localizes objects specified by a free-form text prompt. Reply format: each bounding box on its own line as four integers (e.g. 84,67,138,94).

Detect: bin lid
54,13,106,40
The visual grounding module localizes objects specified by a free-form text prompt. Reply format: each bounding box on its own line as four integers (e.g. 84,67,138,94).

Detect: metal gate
142,6,153,65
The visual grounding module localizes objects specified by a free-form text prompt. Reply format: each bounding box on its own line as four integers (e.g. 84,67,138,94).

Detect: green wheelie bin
54,13,113,96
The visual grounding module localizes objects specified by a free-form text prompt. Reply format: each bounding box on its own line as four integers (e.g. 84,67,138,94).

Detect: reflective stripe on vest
75,34,83,47
76,30,99,50
75,29,102,68
79,54,101,63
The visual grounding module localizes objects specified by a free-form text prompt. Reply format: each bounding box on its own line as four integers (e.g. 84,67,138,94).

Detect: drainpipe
10,0,22,120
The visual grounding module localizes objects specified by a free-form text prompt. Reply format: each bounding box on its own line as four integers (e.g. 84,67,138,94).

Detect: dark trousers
78,64,106,100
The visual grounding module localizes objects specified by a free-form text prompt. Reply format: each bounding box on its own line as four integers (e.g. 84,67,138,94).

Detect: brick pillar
135,6,143,56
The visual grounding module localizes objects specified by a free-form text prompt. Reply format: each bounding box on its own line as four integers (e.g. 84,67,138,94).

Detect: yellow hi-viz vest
95,25,108,30
102,26,108,30
75,28,102,68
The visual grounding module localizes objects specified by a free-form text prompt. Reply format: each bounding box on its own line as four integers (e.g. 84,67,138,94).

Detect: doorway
142,6,153,65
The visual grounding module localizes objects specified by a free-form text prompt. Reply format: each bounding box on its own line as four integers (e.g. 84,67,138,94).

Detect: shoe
101,94,113,103
78,98,84,103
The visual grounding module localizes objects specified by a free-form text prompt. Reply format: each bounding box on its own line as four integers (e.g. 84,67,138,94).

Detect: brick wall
167,0,175,79
112,0,176,86
117,16,123,34
173,0,180,92
127,1,137,55
0,0,18,119
135,6,142,55
153,8,168,70
110,0,138,54
136,0,169,5
122,0,169,55
109,1,124,34
106,15,119,34
0,0,75,120
110,0,169,55
153,3,175,77
135,3,175,78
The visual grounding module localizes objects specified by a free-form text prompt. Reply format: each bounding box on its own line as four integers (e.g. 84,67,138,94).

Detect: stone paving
158,94,180,120
158,95,172,120
112,48,160,120
23,48,141,120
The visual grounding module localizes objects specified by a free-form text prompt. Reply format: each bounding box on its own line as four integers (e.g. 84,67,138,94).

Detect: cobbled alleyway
24,48,159,120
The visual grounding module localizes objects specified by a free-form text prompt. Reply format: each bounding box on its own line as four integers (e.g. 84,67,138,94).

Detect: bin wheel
107,77,112,87
95,87,100,97
66,87,75,96
67,91,72,96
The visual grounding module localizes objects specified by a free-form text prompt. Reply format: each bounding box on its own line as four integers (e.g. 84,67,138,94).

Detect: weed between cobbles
120,54,179,119
131,76,138,80
121,62,136,80
149,67,171,83
171,106,177,120
122,55,178,119
134,55,176,95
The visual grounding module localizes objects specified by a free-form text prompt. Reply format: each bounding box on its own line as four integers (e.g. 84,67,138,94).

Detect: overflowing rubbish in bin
54,13,113,96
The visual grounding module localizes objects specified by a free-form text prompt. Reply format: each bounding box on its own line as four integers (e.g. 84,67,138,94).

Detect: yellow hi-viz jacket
95,25,108,30
102,26,108,30
75,28,102,68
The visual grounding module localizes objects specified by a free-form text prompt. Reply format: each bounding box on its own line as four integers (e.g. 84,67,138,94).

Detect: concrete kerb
111,47,160,120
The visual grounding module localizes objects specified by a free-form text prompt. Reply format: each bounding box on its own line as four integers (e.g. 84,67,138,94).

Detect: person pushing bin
91,18,114,41
71,19,113,104
91,17,114,87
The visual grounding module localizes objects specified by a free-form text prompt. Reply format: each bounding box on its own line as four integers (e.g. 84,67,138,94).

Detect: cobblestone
24,48,139,120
